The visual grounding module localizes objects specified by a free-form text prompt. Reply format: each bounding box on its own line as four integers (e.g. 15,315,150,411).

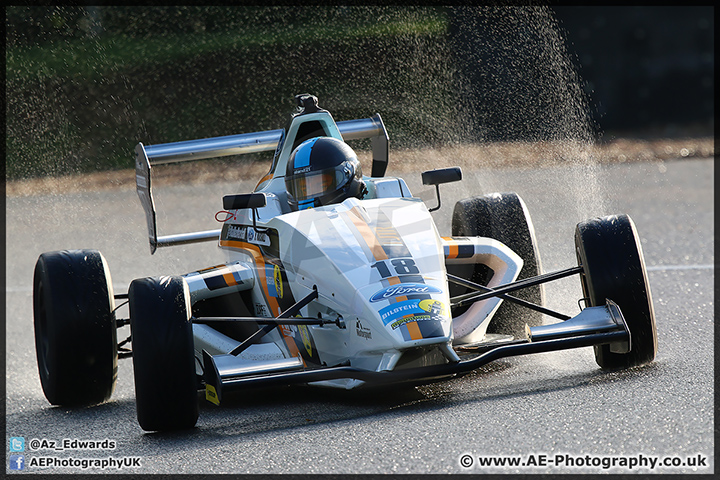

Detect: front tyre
130,276,199,431
33,250,118,406
450,192,544,337
575,214,657,369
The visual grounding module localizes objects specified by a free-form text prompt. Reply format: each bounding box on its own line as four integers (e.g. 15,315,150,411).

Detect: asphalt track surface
5,157,714,474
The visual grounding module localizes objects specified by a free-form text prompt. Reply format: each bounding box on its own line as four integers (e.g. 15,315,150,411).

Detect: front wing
201,300,630,404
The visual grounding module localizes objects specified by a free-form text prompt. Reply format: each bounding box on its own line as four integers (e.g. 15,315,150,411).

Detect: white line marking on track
646,264,714,272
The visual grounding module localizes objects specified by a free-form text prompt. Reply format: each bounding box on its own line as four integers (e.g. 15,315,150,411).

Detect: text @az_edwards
28,438,116,451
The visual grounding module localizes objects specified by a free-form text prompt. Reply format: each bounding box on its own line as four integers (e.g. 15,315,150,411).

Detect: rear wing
135,115,389,254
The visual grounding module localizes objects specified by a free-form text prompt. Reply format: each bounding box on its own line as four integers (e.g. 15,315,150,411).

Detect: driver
285,136,367,211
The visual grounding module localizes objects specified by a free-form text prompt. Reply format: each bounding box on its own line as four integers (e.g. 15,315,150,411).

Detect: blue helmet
285,137,366,211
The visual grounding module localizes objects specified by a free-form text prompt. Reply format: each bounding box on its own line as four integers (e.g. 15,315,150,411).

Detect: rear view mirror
421,167,462,212
223,193,267,210
421,167,462,186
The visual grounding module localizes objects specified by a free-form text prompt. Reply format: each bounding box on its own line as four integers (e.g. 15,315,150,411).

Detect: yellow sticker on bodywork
206,384,220,406
273,264,284,299
299,324,313,357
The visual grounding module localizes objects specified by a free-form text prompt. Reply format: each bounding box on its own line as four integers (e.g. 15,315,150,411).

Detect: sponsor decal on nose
369,283,442,302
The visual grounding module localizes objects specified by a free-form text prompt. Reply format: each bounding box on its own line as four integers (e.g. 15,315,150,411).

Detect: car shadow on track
128,360,517,439
11,359,661,444
179,359,662,439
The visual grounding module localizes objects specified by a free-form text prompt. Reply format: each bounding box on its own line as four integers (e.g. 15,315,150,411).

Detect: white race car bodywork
206,195,522,389
136,100,524,391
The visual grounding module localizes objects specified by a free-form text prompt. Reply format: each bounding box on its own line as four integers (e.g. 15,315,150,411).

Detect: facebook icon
9,455,25,470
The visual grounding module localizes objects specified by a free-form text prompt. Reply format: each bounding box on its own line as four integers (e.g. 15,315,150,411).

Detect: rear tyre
130,276,199,431
450,192,544,337
575,214,657,369
33,249,118,406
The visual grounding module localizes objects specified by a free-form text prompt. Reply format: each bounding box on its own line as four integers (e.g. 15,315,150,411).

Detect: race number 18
371,258,419,278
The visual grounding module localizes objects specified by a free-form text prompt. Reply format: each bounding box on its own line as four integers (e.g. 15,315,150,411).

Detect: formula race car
33,94,657,431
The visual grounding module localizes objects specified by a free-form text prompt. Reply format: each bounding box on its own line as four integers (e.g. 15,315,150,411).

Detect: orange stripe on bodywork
406,321,422,340
347,207,389,261
442,237,459,259
386,276,408,302
219,239,301,359
220,240,279,313
254,171,274,191
222,270,237,287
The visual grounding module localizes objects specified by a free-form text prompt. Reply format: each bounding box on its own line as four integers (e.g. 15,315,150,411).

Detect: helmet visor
287,158,361,202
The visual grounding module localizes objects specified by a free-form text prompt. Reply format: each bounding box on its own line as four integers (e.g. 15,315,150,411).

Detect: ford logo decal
369,283,442,302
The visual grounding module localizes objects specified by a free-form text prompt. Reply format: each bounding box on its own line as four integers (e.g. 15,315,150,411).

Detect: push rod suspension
446,274,571,321
451,266,583,309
